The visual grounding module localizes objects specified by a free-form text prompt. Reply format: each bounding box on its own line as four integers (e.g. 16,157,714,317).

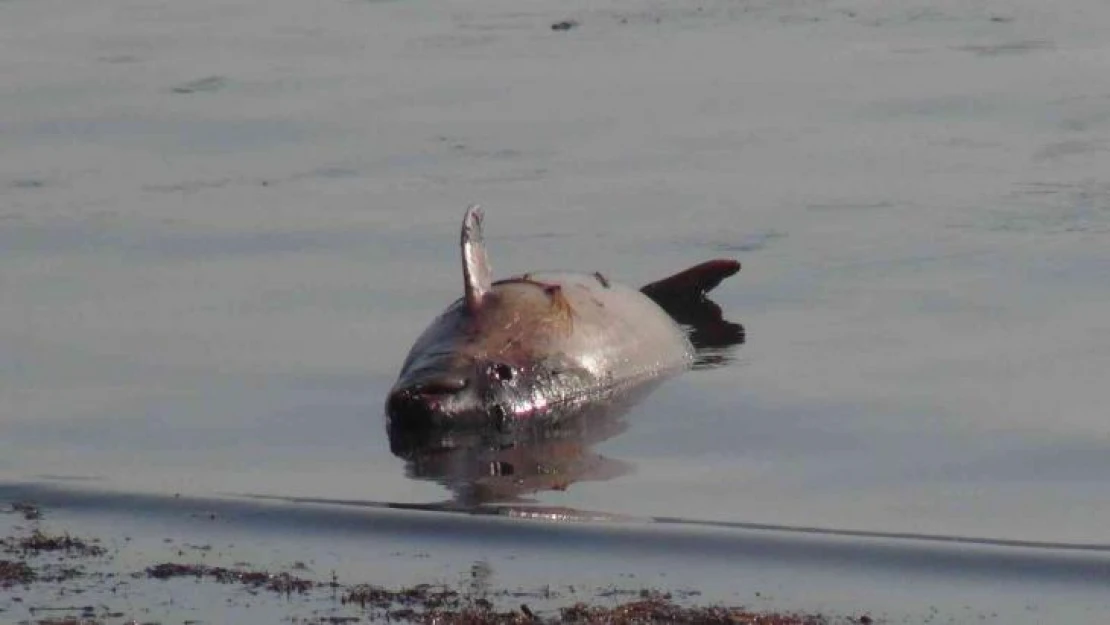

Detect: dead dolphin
386,205,740,430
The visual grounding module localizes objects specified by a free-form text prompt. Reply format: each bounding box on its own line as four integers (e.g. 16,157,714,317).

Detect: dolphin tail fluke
640,259,740,305
461,204,492,313
641,259,744,352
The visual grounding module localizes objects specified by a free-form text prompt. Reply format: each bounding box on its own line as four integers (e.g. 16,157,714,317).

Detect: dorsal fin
461,204,492,313
640,259,740,305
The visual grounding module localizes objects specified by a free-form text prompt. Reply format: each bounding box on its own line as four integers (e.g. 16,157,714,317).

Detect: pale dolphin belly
513,271,694,387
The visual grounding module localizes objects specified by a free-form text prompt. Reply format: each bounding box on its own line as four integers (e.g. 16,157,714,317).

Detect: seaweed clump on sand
0,558,36,588
0,507,108,596
560,593,829,625
337,585,832,625
342,582,535,623
1,522,104,590
145,562,314,595
16,529,107,558
343,583,459,610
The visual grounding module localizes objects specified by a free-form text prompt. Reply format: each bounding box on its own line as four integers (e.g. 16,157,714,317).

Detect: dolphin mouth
409,373,469,395
385,388,451,431
385,388,498,457
384,371,487,432
386,371,469,416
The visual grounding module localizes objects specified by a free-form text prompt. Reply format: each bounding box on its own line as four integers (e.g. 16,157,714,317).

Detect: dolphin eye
491,363,515,382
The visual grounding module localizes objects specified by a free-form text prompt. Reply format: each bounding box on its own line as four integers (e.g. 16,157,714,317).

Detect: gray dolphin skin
386,205,740,431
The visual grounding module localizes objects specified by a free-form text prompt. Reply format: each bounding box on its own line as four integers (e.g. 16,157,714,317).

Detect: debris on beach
0,559,36,588
1,500,862,624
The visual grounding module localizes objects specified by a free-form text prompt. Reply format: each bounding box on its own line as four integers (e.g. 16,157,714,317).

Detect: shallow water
3,0,1110,620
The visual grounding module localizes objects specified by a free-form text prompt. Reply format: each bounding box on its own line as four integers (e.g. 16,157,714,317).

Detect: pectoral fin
461,204,492,313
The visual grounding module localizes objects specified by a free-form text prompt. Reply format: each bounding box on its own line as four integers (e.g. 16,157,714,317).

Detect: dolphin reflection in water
385,206,744,508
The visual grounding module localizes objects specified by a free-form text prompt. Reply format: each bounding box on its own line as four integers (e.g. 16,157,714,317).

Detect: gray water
3,0,1110,621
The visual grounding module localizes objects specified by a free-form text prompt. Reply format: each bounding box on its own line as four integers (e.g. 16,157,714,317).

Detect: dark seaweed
0,559,36,587
145,562,313,595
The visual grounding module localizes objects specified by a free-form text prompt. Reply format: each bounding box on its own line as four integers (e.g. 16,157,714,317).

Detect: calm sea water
3,2,1110,614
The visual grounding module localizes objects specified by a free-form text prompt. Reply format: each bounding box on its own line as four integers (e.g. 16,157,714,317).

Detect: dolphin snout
386,373,471,429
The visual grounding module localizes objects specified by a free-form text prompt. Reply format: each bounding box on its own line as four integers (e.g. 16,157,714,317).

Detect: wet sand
2,500,842,624
4,485,1110,624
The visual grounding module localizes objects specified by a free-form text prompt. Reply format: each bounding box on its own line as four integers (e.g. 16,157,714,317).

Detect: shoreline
1,500,848,624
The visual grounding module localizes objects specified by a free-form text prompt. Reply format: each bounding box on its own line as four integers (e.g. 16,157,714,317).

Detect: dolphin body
386,206,740,432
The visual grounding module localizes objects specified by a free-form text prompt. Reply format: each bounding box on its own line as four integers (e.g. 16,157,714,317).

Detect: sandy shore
2,499,848,624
